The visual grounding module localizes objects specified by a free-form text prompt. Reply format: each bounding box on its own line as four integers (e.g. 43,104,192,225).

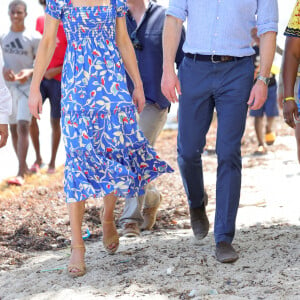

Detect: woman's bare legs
68,201,86,273
102,193,118,252
67,193,118,274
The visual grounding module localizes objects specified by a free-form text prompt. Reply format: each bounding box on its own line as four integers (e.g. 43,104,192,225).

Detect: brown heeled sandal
67,245,86,278
100,209,119,254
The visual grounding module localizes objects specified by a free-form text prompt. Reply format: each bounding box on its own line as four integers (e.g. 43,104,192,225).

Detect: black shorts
40,78,62,119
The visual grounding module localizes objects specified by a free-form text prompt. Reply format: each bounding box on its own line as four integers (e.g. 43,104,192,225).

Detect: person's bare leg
102,193,118,251
9,124,18,156
295,123,300,163
265,116,275,134
30,117,43,166
68,201,86,273
254,116,264,146
49,117,61,170
17,120,30,177
264,116,277,146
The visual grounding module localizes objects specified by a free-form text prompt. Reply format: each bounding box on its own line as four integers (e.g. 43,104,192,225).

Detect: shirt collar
127,1,153,23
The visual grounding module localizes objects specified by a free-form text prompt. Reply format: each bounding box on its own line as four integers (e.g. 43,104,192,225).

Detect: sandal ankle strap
71,244,86,251
101,219,114,224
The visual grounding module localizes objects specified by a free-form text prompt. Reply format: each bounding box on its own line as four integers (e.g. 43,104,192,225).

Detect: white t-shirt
0,48,12,124
0,29,41,87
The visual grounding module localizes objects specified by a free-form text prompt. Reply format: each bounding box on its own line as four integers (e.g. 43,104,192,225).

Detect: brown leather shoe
141,195,162,230
215,242,239,263
189,191,209,240
122,222,140,238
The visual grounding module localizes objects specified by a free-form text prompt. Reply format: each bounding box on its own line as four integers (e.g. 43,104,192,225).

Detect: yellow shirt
285,0,300,37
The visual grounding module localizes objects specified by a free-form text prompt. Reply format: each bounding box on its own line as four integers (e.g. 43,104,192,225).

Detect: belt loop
193,54,196,62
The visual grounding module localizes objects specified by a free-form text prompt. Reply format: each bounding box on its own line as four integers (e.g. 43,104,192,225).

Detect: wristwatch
257,75,270,86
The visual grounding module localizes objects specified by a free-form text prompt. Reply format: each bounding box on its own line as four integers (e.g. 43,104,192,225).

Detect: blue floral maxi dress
45,0,173,203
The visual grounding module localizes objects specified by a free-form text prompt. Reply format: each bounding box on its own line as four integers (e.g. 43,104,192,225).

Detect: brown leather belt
185,53,244,63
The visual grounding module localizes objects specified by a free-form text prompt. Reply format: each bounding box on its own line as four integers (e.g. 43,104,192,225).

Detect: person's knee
30,117,39,132
9,124,17,134
51,118,61,130
178,148,202,165
139,121,160,145
254,116,263,125
17,120,30,136
30,117,38,127
217,146,240,166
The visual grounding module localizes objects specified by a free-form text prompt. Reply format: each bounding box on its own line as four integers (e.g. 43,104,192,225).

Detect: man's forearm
163,15,183,72
258,31,277,78
283,37,300,98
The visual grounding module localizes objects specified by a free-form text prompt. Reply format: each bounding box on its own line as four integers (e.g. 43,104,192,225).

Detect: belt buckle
211,54,220,64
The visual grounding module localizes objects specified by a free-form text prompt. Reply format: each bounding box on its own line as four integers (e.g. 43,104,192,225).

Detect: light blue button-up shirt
166,0,278,57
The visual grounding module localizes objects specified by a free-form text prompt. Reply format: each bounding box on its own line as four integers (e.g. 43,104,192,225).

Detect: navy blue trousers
177,56,254,244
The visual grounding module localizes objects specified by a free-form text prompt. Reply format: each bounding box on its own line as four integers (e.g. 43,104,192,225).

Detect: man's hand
3,68,16,82
0,124,9,148
283,100,298,129
28,88,43,120
132,85,145,114
15,69,33,84
247,80,268,110
161,68,181,103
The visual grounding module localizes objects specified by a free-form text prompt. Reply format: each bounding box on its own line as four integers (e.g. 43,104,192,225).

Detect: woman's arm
29,14,60,119
115,17,145,113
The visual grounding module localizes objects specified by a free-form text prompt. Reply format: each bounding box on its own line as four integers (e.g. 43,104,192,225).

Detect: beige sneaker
122,222,140,238
141,195,162,230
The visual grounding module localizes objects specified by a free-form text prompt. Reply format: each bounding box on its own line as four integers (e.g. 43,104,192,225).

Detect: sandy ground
0,1,299,299
0,123,300,300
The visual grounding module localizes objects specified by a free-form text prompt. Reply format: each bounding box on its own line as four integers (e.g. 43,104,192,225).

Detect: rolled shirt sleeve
257,0,278,36
166,0,187,22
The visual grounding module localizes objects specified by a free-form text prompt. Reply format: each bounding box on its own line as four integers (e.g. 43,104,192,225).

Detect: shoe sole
216,255,239,263
123,232,140,238
194,231,209,240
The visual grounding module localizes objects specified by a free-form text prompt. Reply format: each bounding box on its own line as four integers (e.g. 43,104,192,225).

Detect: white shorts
8,83,31,124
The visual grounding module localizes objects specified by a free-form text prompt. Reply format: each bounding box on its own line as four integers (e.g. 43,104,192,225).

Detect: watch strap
257,75,270,86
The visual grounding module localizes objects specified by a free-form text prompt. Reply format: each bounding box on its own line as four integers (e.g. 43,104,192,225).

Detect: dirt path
0,124,300,300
